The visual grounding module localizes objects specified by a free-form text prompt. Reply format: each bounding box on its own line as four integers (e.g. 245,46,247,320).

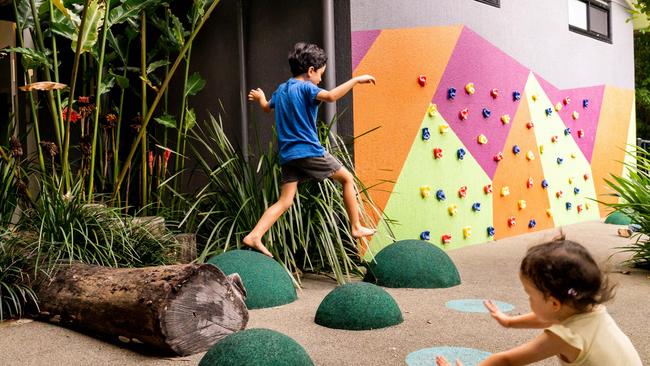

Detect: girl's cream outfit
545,306,642,366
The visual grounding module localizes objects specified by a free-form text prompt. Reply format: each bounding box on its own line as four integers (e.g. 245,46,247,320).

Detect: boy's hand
354,74,376,85
436,356,463,366
484,300,512,328
248,88,266,102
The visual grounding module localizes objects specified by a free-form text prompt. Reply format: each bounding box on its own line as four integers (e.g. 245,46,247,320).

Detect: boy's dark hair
520,239,615,312
288,42,327,77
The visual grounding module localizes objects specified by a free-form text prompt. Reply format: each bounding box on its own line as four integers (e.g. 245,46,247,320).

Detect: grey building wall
349,0,634,90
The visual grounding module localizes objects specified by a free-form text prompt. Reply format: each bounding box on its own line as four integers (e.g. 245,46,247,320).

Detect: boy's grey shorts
281,152,343,184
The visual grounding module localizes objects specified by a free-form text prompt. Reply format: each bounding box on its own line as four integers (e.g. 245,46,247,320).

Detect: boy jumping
243,42,376,257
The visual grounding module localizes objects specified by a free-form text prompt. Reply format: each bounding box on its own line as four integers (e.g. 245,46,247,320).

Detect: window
475,0,500,8
568,0,611,43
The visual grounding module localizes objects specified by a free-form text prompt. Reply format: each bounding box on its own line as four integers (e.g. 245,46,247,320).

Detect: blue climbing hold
557,157,564,165
564,127,571,136
482,108,491,119
472,202,481,212
447,87,457,100
574,187,580,194
436,189,446,201
487,226,495,237
512,145,520,154
528,219,536,228
541,179,549,188
545,107,553,116
457,148,466,160
420,231,431,241
512,91,521,101
583,99,589,108
566,202,572,210
422,127,430,141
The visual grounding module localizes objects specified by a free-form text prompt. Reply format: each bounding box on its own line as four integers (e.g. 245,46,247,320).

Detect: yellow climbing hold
448,204,458,216
428,103,438,117
439,123,450,134
420,185,431,198
463,226,472,239
518,199,527,210
501,186,510,197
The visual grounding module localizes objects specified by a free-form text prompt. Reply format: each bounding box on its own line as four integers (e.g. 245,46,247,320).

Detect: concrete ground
0,221,648,366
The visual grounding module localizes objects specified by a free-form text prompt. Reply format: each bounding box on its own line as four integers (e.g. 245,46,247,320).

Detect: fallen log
34,263,248,356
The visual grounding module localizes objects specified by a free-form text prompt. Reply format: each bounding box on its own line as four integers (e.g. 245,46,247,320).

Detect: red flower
148,151,155,173
163,149,171,170
62,107,81,123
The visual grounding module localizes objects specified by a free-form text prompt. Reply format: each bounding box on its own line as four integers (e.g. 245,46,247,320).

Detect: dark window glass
589,5,609,36
475,0,500,8
568,0,611,43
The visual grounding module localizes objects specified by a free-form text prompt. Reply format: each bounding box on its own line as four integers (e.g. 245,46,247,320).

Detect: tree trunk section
34,263,248,356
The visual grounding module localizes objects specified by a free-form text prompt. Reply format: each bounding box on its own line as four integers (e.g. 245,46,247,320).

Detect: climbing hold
539,145,544,154
541,179,549,188
526,150,535,161
577,204,583,213
458,186,468,198
463,226,472,239
572,111,579,120
577,129,584,138
493,152,503,162
441,234,452,244
490,88,499,99
571,153,577,159
512,145,521,155
439,123,450,134
551,135,559,143
518,200,527,210
465,82,475,95
472,202,481,212
447,87,457,100
500,186,510,197
531,94,538,101
574,187,580,194
556,190,563,198
568,177,575,184
526,121,534,129
554,102,563,112
459,108,469,121
487,226,495,237
528,219,537,229
448,204,458,216
457,148,466,160
422,127,430,141
477,134,488,144
585,202,591,210
545,107,553,116
557,157,564,165
512,91,521,101
546,208,553,217
420,185,431,198
420,231,431,241
500,115,510,124
507,216,516,227
583,99,589,108
433,148,443,159
563,97,571,105
482,107,491,119
418,75,427,87
527,177,534,188
428,103,438,117
566,202,572,210
483,184,493,194
436,189,446,201
564,127,571,136
583,173,590,181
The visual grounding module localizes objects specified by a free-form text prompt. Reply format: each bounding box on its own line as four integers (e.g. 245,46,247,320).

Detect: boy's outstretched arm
248,88,272,113
316,74,375,103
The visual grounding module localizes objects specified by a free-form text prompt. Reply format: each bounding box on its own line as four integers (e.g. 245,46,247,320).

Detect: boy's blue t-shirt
269,78,325,165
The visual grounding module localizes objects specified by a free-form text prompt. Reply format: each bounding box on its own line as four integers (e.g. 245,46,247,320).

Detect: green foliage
603,146,650,269
175,114,384,284
635,32,650,140
0,229,38,322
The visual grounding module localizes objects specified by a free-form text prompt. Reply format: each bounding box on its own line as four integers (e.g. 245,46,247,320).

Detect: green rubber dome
364,240,461,288
314,282,403,330
199,328,313,366
604,211,632,225
208,250,297,309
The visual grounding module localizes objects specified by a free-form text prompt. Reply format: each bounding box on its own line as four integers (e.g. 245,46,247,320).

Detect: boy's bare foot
243,234,273,258
352,226,376,239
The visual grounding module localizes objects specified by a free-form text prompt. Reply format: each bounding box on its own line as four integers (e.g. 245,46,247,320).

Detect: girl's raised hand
484,299,511,328
436,356,464,366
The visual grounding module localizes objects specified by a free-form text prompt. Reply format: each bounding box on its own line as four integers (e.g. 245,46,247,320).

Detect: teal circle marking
406,347,491,366
446,299,514,313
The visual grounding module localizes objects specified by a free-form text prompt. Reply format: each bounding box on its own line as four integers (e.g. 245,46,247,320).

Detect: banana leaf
70,0,105,54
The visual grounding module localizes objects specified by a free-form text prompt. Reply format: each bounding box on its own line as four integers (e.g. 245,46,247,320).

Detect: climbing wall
353,25,636,256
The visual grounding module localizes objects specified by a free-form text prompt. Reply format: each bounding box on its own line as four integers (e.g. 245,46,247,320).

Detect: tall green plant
603,146,650,269
172,114,387,284
0,229,38,322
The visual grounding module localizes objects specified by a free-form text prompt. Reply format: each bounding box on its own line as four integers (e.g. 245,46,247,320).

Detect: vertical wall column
237,0,249,161
322,0,337,134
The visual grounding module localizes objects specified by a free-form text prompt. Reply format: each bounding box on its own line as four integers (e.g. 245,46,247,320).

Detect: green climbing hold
208,250,296,309
364,239,461,288
604,211,632,225
199,328,314,366
315,282,403,330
